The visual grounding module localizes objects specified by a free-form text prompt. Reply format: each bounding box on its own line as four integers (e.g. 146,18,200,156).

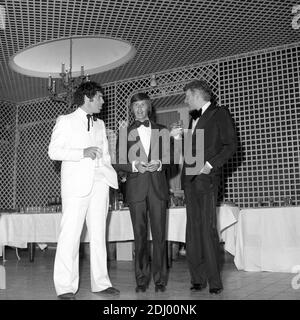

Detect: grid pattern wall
15,99,72,207
112,64,219,162
115,64,219,128
2,45,299,209
219,47,300,207
13,63,218,207
1,0,298,102
0,100,16,209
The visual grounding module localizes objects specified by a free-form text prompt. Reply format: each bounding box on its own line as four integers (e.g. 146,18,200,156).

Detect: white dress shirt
132,121,162,172
191,101,213,170
137,122,152,156
132,122,151,172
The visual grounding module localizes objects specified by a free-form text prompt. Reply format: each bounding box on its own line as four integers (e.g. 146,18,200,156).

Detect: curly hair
73,81,104,107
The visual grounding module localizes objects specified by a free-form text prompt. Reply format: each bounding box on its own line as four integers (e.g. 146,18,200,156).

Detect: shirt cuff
206,161,213,169
157,160,162,171
173,135,182,140
132,161,138,172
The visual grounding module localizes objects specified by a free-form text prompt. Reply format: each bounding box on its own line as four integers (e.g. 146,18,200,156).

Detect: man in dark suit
115,92,170,293
171,79,237,294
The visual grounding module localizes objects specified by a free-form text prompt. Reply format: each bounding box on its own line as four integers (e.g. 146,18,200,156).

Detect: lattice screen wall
0,100,16,209
219,45,300,207
15,98,70,207
115,63,219,130
0,44,299,209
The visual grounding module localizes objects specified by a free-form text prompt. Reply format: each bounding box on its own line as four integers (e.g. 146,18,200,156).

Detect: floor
0,245,299,300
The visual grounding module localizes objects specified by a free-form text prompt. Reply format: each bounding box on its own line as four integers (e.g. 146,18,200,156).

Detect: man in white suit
48,81,119,299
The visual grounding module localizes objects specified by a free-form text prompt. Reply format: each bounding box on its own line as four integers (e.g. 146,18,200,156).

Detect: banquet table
234,206,300,273
0,205,239,261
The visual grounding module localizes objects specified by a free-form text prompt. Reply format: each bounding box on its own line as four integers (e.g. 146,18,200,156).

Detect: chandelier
9,36,136,105
47,37,89,106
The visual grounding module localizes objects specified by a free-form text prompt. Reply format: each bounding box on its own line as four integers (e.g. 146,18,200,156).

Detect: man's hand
170,127,183,139
200,162,212,175
146,160,161,172
134,161,148,173
83,147,102,160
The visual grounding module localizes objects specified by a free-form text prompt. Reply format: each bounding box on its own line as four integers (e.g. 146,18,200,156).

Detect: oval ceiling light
9,36,136,78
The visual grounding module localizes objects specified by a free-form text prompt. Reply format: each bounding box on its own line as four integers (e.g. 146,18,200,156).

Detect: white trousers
53,182,112,295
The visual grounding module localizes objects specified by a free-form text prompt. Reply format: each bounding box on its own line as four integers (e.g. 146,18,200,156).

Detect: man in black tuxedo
171,79,237,294
115,92,170,293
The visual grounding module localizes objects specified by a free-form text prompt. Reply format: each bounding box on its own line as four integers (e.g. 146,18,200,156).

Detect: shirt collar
77,107,91,120
199,101,211,114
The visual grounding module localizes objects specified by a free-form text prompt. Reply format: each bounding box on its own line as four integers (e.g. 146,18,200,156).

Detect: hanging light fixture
47,37,89,106
150,74,158,87
0,5,6,30
9,35,136,106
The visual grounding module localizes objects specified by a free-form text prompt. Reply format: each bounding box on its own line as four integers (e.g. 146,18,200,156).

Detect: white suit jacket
48,108,118,198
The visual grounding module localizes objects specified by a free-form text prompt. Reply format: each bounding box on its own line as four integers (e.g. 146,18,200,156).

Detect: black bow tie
134,119,150,128
86,114,97,131
189,109,203,120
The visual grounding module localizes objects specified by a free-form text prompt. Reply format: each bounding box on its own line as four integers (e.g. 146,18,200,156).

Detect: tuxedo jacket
48,108,118,198
114,121,170,203
183,102,237,180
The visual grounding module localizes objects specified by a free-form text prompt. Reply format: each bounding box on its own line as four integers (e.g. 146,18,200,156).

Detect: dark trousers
128,183,167,287
184,174,223,290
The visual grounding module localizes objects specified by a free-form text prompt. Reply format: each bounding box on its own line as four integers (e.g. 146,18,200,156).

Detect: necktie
134,119,150,128
86,114,97,131
189,108,202,120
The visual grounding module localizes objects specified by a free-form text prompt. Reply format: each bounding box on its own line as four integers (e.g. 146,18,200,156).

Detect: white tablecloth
0,205,239,257
234,206,300,273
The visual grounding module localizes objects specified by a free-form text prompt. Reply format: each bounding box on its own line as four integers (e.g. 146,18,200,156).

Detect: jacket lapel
193,104,218,134
148,121,160,161
73,108,92,144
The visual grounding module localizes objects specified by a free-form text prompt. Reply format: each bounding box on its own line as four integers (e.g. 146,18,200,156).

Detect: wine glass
257,198,263,207
170,120,183,139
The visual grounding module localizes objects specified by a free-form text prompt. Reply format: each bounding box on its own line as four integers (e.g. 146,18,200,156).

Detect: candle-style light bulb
52,80,56,94
48,75,52,89
65,70,69,84
61,63,65,74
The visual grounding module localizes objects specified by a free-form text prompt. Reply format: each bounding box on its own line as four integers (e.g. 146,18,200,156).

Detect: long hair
130,92,152,115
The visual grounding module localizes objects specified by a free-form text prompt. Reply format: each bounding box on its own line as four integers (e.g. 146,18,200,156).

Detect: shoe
190,284,207,292
155,284,166,292
58,292,76,300
209,288,223,295
95,287,120,296
135,285,147,293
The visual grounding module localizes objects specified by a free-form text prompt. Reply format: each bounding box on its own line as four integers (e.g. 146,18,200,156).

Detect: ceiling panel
0,0,298,102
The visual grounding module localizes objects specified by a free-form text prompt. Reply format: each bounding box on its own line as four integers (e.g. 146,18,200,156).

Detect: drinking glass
282,197,288,206
257,198,263,207
170,120,183,139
